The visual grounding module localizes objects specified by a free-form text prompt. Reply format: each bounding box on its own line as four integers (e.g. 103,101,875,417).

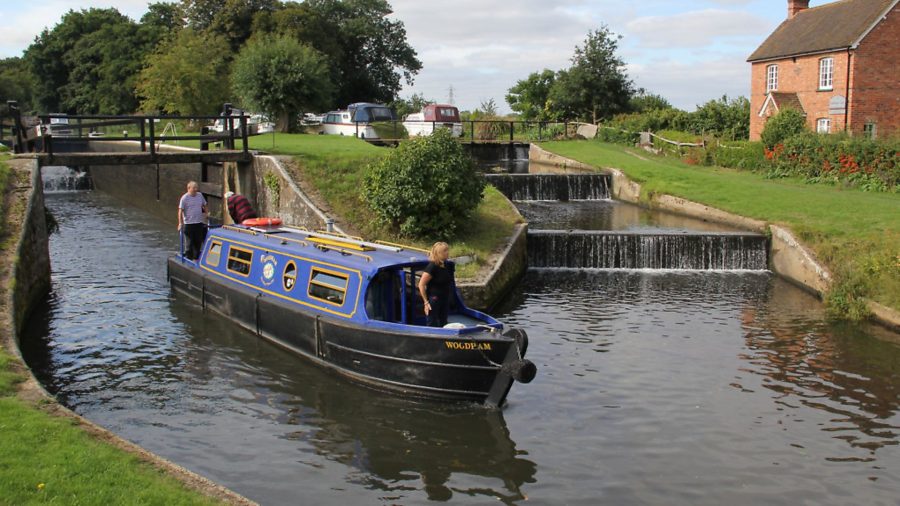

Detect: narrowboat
167,222,536,407
321,103,397,140
403,104,463,137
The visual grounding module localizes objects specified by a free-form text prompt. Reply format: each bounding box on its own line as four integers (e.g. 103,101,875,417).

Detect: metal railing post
149,117,156,156
470,121,474,143
140,119,146,151
241,116,249,153
510,121,514,142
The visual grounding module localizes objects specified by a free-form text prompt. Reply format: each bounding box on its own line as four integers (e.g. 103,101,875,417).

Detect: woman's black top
424,262,453,300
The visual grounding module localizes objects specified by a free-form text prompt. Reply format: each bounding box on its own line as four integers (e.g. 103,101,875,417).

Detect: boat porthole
283,260,297,291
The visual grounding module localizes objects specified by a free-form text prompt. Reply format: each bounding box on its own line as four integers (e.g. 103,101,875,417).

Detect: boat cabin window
226,246,253,276
309,268,348,305
205,241,223,267
283,261,297,291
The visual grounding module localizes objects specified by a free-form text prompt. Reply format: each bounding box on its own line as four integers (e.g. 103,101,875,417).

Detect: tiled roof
771,92,805,113
748,0,897,62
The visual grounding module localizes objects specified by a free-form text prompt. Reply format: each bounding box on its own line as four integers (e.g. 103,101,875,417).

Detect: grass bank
246,134,522,279
0,155,223,505
540,140,900,315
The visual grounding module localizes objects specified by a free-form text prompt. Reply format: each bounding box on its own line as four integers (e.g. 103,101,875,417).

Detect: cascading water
42,166,92,193
485,173,611,201
527,230,769,270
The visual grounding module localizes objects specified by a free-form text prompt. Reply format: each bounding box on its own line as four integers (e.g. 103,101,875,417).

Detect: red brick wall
749,51,850,140
749,4,900,141
848,5,900,138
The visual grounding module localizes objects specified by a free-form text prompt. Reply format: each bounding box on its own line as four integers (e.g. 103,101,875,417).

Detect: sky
0,0,834,112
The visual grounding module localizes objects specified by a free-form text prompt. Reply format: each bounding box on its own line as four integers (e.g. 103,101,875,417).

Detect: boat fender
502,359,537,384
242,217,283,227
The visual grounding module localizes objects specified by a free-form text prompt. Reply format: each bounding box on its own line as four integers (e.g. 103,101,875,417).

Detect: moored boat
403,104,463,137
321,103,397,140
167,222,536,407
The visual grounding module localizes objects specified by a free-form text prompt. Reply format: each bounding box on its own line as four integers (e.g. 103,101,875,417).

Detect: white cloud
627,9,770,48
628,55,750,110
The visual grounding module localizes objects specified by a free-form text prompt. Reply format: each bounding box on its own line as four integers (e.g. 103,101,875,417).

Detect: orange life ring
242,217,283,227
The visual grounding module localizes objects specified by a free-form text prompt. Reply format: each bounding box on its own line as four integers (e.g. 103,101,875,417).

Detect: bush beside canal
244,134,522,279
538,141,900,319
0,155,225,505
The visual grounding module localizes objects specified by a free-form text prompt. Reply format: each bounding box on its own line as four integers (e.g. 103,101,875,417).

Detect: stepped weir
485,173,611,201
527,230,769,270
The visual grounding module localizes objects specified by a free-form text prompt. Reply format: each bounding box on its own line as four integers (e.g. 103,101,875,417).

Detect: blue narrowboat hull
167,257,533,407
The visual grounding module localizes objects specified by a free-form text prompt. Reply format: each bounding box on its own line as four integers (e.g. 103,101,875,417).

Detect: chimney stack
788,0,810,19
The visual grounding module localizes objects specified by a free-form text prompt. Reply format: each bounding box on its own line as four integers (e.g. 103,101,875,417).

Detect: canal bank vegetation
539,140,900,318
0,157,225,505
247,134,521,279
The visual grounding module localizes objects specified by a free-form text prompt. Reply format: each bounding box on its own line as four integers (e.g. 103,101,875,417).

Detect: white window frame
766,64,778,92
818,57,834,90
863,122,877,139
816,118,831,134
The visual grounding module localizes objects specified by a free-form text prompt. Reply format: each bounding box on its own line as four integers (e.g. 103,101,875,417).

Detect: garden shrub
709,141,767,171
363,128,485,239
760,109,807,149
768,132,899,192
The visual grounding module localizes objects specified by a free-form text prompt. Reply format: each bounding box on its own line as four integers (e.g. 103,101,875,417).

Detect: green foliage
760,108,807,149
546,26,636,122
232,36,333,132
506,69,557,121
391,92,433,119
140,2,185,43
363,129,485,239
0,57,35,112
706,141,767,171
629,92,672,113
691,95,750,140
187,0,280,50
137,28,232,115
263,171,280,201
767,132,899,192
24,8,158,114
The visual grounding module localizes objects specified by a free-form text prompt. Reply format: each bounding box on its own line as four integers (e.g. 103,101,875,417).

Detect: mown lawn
247,134,522,279
540,140,900,313
0,156,222,505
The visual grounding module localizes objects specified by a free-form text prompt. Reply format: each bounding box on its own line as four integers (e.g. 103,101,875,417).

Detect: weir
485,173,611,201
527,230,769,270
41,166,92,193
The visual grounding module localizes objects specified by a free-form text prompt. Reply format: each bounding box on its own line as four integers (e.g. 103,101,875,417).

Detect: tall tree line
0,0,421,126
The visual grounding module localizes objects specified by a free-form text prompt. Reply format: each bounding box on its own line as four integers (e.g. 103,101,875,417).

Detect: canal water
22,191,900,505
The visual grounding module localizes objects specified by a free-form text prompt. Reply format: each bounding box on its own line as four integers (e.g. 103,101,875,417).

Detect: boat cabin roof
422,104,460,122
348,102,396,122
208,224,430,276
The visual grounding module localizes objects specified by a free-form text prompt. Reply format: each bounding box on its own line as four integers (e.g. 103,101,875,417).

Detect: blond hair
428,242,450,266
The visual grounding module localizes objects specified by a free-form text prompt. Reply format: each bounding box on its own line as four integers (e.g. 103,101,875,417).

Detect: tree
506,69,556,121
231,36,333,131
391,93,433,119
629,93,672,113
760,108,807,149
0,57,35,112
141,2,185,43
689,95,750,140
25,8,155,113
181,0,280,50
271,0,421,107
363,128,485,239
137,29,232,115
547,27,636,122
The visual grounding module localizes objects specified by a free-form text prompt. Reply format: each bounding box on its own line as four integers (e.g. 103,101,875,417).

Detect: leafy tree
141,2,185,42
0,58,35,112
629,93,672,113
391,93,433,119
231,35,333,131
272,0,422,107
506,69,556,121
547,26,636,122
137,29,232,115
363,128,485,239
182,0,279,50
25,8,154,113
690,95,750,140
760,108,807,149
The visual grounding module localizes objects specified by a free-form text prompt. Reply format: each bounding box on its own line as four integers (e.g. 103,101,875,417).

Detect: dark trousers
183,223,207,260
427,295,449,328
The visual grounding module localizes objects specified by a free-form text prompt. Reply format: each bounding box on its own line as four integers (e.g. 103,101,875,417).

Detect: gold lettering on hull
445,341,492,351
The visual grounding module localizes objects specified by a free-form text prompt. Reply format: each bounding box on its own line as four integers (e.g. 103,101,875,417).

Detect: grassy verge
246,134,522,279
0,156,222,505
540,140,900,315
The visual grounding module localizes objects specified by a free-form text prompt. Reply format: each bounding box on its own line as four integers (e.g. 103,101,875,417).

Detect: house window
863,122,877,139
766,65,778,92
818,58,834,90
816,118,831,134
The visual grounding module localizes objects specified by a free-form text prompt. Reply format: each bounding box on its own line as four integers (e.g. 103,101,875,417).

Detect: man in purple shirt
177,181,208,260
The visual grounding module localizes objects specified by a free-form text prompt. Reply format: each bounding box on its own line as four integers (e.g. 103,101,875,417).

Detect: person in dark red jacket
225,191,257,224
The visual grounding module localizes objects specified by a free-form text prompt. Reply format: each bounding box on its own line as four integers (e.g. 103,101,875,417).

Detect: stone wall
9,159,51,340
457,224,528,311
251,155,339,232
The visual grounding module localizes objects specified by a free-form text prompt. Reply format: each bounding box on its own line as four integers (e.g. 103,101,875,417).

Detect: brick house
747,0,899,140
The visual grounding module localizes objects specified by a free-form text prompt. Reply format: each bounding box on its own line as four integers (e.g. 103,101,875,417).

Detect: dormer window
766,65,778,92
818,57,834,90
